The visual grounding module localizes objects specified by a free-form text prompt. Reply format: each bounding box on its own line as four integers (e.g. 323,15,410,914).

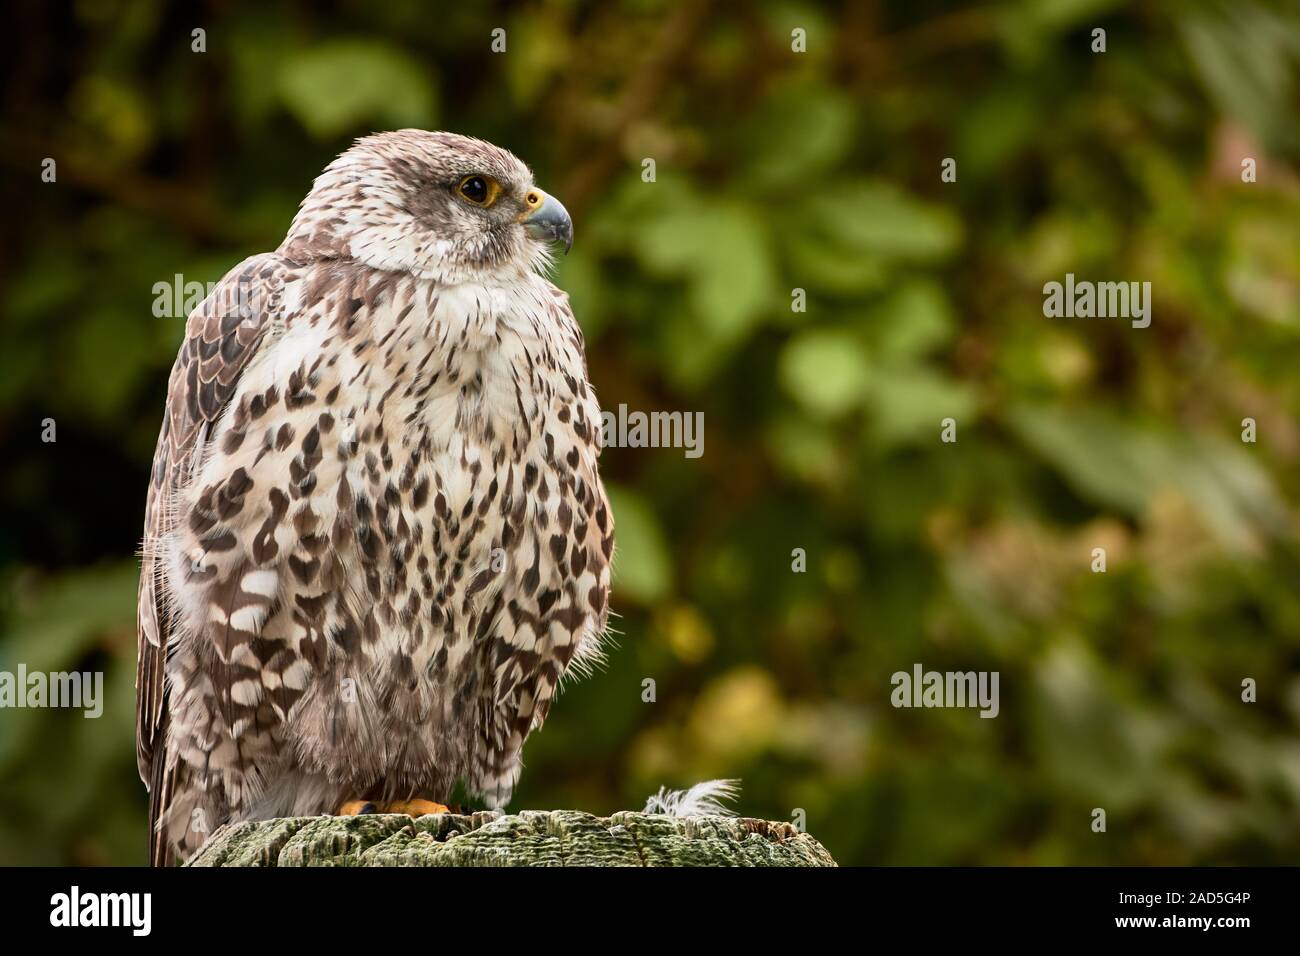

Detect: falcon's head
281,129,573,283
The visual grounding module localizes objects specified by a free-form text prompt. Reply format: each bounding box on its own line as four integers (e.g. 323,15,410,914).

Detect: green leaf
779,329,871,418
1008,406,1289,550
636,202,776,339
955,84,1040,180
0,563,138,771
1031,639,1176,809
868,281,956,362
604,486,671,605
1179,5,1300,152
550,249,605,341
782,229,891,296
743,80,854,189
805,182,962,261
1010,0,1125,34
1008,405,1164,516
278,41,437,139
765,414,843,485
866,365,977,447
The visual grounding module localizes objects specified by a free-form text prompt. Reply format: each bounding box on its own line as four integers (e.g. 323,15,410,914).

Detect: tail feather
147,745,177,867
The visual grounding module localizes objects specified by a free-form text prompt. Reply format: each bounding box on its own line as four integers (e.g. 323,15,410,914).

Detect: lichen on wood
186,809,837,867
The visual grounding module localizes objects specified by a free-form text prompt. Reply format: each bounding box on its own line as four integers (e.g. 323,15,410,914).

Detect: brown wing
136,253,285,865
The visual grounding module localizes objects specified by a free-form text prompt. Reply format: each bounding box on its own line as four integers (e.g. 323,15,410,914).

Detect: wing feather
136,252,284,865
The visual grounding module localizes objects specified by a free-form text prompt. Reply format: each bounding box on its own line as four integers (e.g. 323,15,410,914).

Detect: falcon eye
457,175,500,207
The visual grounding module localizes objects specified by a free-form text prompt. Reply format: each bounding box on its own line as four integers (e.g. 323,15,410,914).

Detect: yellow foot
338,799,378,815
336,798,450,816
384,799,450,817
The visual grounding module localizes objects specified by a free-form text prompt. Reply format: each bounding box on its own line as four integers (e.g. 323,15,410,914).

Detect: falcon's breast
157,254,611,837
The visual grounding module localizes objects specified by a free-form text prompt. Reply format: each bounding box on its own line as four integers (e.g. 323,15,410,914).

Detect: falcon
136,131,614,865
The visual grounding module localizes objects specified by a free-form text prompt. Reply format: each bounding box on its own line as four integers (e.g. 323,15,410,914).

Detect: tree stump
186,809,837,867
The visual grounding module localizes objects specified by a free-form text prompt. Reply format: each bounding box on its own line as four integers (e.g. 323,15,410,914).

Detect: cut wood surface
187,809,838,867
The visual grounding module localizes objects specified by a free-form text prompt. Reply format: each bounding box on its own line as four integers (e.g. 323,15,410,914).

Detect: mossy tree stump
187,809,837,867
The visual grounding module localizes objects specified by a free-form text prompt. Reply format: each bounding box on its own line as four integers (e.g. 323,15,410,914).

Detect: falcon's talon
338,800,378,816
339,798,448,816
384,799,451,817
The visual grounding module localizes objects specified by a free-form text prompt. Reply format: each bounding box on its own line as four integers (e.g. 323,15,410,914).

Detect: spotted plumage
137,131,613,865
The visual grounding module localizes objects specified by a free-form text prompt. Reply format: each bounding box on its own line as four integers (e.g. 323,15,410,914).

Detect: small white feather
643,779,741,818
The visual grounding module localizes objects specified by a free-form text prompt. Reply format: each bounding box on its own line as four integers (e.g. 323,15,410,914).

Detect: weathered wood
186,809,837,867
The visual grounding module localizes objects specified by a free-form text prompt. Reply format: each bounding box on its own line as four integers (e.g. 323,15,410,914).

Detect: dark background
2,0,1299,865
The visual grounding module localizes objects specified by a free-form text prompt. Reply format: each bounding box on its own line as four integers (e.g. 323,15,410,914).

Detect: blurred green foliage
3,0,1300,865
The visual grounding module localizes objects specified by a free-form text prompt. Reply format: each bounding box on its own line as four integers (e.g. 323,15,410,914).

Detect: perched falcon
136,131,613,865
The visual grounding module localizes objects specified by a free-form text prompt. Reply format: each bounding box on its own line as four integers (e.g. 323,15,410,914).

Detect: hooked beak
520,188,573,254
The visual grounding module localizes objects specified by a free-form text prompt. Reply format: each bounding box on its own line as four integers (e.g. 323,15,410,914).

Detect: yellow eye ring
458,174,501,207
